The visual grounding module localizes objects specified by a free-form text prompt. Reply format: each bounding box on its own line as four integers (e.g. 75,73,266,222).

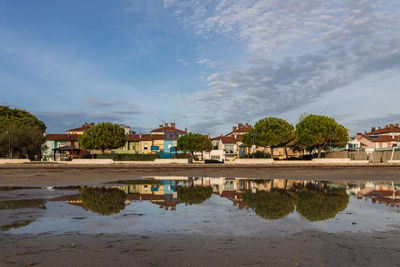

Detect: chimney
238,123,243,127
245,123,249,126
171,123,176,128
356,133,362,140
371,127,376,132
233,126,237,132
396,123,399,127
159,124,163,128
165,122,168,127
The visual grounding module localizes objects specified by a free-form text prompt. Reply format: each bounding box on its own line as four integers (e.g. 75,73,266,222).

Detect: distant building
150,123,186,154
357,124,400,150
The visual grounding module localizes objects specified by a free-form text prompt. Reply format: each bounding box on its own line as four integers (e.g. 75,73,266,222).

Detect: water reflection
44,177,398,221
0,199,46,210
1,177,399,235
79,188,127,216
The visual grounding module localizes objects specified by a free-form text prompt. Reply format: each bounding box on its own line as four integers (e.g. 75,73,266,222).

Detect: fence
326,150,400,163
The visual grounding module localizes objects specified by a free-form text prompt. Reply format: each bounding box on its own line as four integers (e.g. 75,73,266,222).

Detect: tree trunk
317,146,322,158
270,146,274,159
284,146,289,159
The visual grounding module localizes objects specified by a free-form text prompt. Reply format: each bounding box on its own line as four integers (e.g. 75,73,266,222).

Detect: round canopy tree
79,122,126,153
243,190,296,220
295,114,348,158
0,106,46,159
79,187,127,216
248,117,295,158
177,133,212,159
295,188,349,222
176,186,213,205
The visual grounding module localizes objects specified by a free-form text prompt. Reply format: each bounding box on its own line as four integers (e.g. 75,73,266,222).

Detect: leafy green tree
243,190,296,220
246,117,295,158
79,122,126,153
295,187,349,222
177,133,212,159
0,106,46,159
295,114,348,158
176,186,213,205
79,187,127,216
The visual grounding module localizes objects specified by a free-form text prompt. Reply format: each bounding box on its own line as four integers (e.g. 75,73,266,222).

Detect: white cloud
166,0,400,129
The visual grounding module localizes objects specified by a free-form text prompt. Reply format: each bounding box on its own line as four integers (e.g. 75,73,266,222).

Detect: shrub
96,153,160,161
205,159,224,164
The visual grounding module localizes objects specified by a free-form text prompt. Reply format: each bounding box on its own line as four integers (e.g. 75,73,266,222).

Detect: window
224,145,234,153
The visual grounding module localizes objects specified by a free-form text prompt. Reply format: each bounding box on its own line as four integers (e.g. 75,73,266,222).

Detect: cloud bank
165,0,400,128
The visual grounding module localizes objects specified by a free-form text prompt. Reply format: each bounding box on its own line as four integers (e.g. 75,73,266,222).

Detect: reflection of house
352,182,400,207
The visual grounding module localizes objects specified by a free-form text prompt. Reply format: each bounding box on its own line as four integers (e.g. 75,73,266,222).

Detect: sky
0,0,399,136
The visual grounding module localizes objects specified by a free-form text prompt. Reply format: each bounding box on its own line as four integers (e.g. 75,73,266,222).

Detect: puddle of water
0,177,399,237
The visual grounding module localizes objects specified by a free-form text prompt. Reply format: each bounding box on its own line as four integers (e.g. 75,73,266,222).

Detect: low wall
388,160,400,164
229,158,274,164
0,159,30,164
312,158,351,163
70,159,114,164
153,159,189,164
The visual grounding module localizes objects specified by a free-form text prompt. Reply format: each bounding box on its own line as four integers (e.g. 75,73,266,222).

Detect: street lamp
91,130,95,159
251,132,255,159
5,130,11,159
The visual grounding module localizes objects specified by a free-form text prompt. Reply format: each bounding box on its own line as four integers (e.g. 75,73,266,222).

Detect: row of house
43,121,400,161
43,122,188,160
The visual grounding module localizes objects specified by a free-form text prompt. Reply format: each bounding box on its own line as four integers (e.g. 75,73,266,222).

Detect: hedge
96,153,160,161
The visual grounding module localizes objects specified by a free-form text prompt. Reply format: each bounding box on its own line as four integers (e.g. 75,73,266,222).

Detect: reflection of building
349,182,400,207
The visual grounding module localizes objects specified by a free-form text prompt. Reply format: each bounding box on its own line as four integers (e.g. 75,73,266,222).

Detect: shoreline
1,165,400,186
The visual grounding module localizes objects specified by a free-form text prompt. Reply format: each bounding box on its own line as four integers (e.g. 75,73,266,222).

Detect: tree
243,190,296,220
295,114,348,158
176,186,213,205
295,186,349,222
177,133,212,159
79,122,126,153
79,187,127,216
0,106,46,159
249,117,295,158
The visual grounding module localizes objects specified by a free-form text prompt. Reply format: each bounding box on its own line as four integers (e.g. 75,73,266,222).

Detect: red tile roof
211,135,238,143
362,135,399,143
368,124,400,135
150,126,186,134
67,123,95,132
46,134,80,141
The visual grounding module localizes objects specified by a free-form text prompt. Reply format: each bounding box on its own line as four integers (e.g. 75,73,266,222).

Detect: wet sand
1,165,400,186
1,230,399,267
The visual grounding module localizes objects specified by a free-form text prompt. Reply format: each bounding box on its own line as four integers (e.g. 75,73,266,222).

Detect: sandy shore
1,230,399,266
1,165,400,186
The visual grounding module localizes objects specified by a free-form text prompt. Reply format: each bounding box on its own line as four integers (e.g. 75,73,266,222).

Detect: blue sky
1,0,399,135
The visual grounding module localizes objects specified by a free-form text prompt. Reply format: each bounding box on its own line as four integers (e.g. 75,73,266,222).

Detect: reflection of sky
6,194,400,237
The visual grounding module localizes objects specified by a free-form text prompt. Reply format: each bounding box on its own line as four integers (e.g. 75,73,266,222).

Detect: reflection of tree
79,187,126,216
243,190,296,220
0,199,46,210
296,187,349,222
177,186,213,205
1,220,34,231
